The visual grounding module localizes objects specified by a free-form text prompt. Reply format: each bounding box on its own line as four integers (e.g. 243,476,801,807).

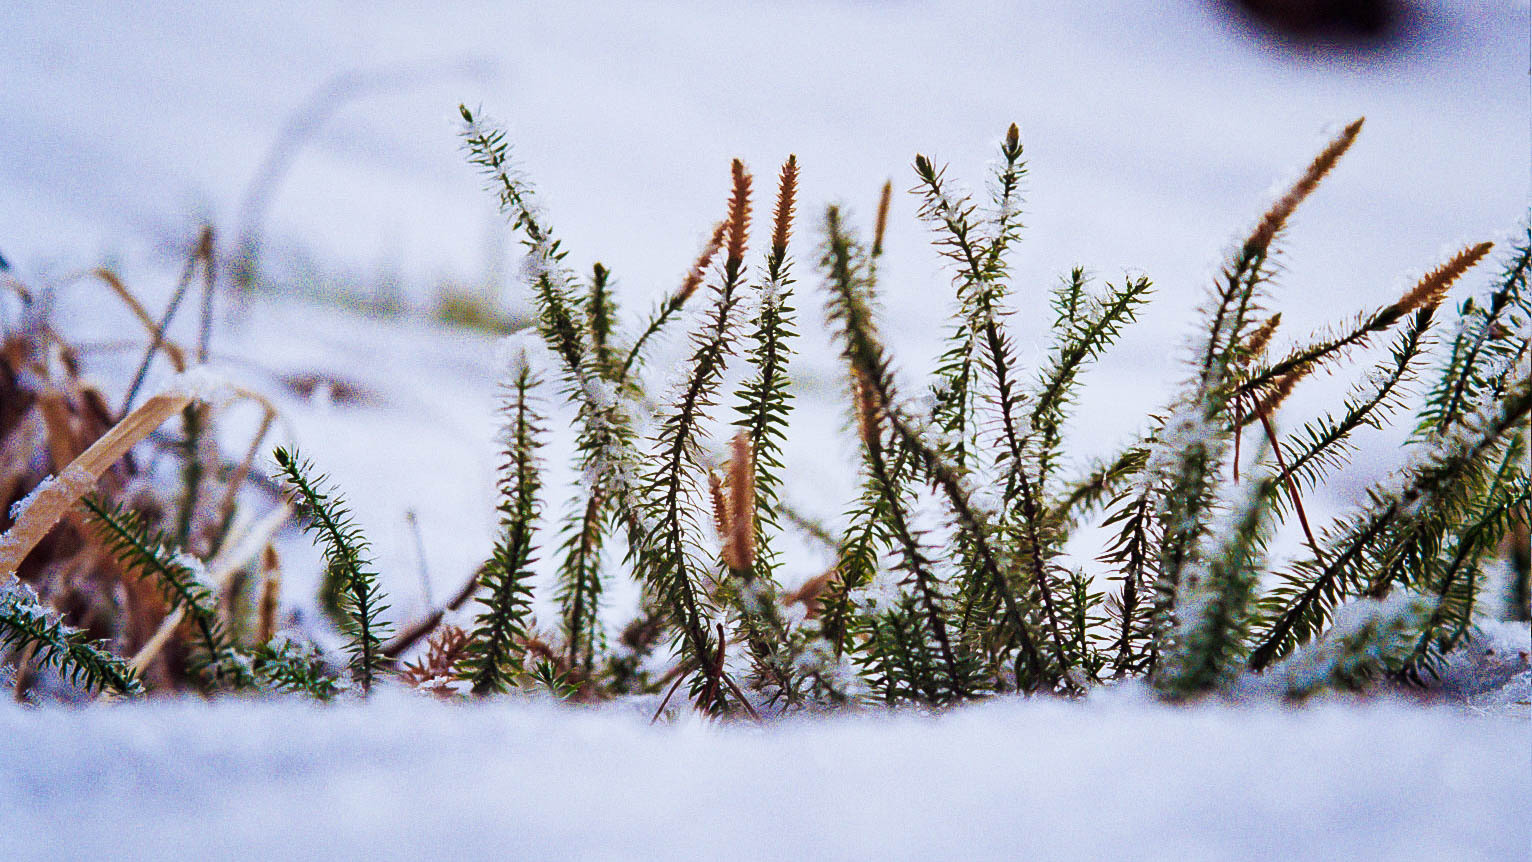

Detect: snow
0,692,1525,860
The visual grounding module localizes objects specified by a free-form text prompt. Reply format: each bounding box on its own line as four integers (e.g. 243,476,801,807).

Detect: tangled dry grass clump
0,114,1527,716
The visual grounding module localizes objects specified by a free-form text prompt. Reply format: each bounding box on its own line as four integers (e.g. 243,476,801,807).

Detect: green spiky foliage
462,362,545,695
462,105,650,683
821,423,908,659
1246,236,1530,676
0,581,141,696
1262,308,1433,522
1418,232,1529,435
1029,271,1153,493
434,110,1527,712
273,447,391,694
914,141,1051,672
714,157,807,702
79,499,343,699
635,162,757,713
251,639,347,700
80,495,241,687
820,206,1000,702
1249,378,1531,673
1156,471,1279,698
1274,593,1435,698
1098,481,1161,676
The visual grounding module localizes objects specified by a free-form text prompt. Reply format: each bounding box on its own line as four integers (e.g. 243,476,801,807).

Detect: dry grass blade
1,390,194,577
257,545,282,644
85,269,188,372
211,399,279,538
126,499,293,674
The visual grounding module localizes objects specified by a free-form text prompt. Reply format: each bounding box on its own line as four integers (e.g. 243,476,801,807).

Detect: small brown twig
381,567,482,660
651,669,690,724
1256,409,1324,563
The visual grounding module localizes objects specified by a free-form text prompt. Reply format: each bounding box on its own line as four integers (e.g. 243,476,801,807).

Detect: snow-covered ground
2,691,1527,861
2,2,1528,858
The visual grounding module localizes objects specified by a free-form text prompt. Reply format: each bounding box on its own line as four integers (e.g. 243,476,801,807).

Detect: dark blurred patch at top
1226,0,1423,53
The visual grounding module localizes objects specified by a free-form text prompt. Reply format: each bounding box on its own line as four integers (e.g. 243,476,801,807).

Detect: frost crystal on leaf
8,473,55,522
162,366,236,405
854,568,905,615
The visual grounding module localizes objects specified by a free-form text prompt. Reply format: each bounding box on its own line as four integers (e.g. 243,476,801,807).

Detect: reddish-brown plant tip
726,159,753,273
721,432,756,572
1389,241,1495,318
1244,313,1282,363
676,221,727,304
771,155,798,262
872,180,893,259
1251,369,1303,419
1246,117,1364,255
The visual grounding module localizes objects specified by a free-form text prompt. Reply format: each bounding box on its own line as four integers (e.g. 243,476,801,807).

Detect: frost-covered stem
466,367,543,695
1159,476,1275,697
862,405,966,697
616,291,689,386
1249,380,1532,671
1272,308,1430,494
1241,241,1491,399
641,160,754,709
560,492,604,672
969,265,1071,676
274,448,390,694
819,207,1048,686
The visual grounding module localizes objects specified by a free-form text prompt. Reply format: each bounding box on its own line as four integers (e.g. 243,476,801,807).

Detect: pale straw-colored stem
1,390,193,578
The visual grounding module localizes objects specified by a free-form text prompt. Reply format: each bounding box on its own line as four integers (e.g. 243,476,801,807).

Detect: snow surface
0,692,1524,861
